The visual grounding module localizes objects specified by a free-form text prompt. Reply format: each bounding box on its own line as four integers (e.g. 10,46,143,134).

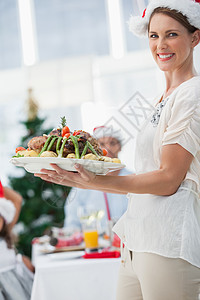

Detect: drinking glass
78,207,99,251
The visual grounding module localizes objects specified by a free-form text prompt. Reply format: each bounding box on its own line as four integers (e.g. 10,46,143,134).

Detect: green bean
47,136,58,151
56,137,63,155
87,141,100,158
70,135,80,159
38,136,53,156
59,138,68,158
80,141,88,158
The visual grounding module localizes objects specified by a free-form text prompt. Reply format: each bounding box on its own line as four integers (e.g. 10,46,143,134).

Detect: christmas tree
9,88,71,257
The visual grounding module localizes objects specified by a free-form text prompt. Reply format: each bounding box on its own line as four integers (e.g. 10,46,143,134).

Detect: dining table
31,244,121,300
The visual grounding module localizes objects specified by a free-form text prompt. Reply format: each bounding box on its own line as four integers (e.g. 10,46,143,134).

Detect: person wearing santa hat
0,180,34,299
93,125,123,158
64,126,131,233
35,0,200,298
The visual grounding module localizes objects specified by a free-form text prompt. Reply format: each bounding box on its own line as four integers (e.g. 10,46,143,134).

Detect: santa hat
0,198,16,224
93,126,123,145
129,0,200,37
0,181,4,198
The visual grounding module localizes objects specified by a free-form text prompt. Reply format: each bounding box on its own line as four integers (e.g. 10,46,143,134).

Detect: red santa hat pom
0,198,16,224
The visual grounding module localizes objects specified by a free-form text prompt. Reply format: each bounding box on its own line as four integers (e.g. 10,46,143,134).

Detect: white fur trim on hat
93,126,123,144
0,198,16,224
129,0,200,37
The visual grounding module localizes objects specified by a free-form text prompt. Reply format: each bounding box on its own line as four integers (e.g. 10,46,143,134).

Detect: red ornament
195,0,200,3
142,8,146,18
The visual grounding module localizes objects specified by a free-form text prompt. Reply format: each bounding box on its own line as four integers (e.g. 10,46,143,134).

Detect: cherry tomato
62,126,70,137
15,147,26,153
63,133,71,139
73,130,81,136
102,148,108,156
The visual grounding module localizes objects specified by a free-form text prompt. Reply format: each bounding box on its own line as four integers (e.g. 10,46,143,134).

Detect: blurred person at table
35,0,200,298
0,180,34,300
64,126,131,233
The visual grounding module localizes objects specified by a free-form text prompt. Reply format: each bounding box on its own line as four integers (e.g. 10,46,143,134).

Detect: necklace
151,96,169,127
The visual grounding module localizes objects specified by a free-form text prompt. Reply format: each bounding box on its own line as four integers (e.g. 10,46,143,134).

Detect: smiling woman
35,0,200,299
148,14,199,80
148,7,200,81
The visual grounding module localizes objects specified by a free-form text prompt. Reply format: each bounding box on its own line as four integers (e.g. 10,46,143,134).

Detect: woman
0,181,34,300
35,0,200,298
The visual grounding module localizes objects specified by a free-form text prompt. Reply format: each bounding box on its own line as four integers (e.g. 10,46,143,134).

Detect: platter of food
10,117,125,175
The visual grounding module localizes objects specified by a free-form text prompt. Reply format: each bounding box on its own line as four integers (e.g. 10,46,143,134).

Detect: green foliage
9,116,71,257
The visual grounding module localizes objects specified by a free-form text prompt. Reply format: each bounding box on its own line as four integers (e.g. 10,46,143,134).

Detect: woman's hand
34,163,97,189
34,164,128,194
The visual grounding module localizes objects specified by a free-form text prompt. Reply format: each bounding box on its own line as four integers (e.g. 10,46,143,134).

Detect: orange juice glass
83,230,98,249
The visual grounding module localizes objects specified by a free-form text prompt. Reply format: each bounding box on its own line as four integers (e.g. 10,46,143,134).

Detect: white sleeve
162,86,200,156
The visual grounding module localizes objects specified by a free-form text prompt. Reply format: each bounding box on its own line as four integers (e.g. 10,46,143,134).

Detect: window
122,0,149,52
34,0,110,61
0,0,21,69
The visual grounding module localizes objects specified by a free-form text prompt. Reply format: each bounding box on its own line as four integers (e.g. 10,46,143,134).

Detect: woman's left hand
34,163,96,189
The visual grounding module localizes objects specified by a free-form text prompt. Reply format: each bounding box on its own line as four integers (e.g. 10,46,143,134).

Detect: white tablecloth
31,245,121,300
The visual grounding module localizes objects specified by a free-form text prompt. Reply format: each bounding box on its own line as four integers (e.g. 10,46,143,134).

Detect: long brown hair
0,220,14,249
148,7,198,33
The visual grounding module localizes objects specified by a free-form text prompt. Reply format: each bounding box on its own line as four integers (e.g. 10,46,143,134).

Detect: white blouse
0,238,16,273
113,76,200,268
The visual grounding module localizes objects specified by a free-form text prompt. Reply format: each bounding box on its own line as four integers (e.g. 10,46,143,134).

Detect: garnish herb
12,152,24,158
60,116,67,128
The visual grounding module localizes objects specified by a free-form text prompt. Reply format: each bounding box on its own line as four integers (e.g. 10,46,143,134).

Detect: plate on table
40,245,86,254
10,157,125,175
48,251,85,261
